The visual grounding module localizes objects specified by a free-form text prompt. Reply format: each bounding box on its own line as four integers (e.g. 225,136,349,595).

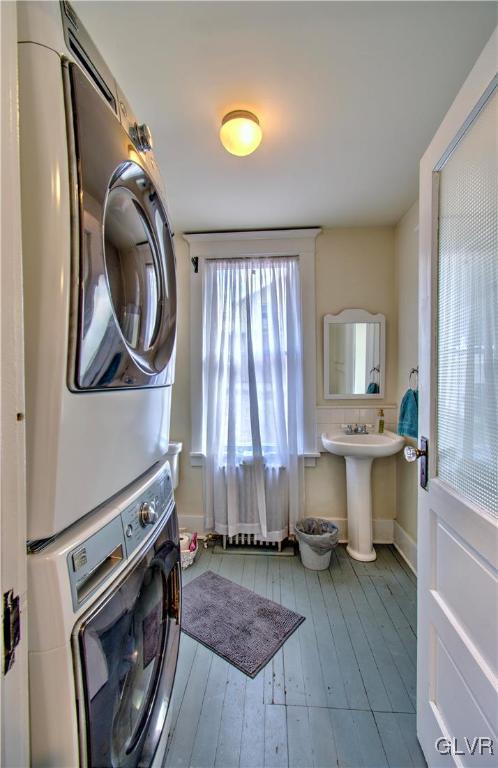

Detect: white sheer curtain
201,256,304,541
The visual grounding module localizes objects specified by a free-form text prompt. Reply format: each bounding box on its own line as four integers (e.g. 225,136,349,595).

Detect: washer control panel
67,464,174,610
120,466,173,558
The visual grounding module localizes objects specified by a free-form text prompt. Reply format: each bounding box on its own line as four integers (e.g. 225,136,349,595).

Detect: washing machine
18,1,177,541
28,455,181,767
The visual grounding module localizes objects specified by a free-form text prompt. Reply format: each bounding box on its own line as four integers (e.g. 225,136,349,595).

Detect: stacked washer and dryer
18,2,181,765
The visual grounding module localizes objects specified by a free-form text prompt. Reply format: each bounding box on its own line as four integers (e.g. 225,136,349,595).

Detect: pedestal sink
321,429,404,561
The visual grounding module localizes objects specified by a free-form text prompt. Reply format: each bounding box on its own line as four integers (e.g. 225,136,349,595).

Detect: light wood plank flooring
164,545,426,768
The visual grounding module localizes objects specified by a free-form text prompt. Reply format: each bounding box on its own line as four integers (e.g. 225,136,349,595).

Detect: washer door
77,529,180,767
68,63,177,390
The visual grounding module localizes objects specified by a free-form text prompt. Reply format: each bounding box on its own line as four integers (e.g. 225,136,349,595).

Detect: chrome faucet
345,423,369,435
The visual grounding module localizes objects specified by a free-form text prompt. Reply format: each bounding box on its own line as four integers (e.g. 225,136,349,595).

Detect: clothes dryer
18,1,177,540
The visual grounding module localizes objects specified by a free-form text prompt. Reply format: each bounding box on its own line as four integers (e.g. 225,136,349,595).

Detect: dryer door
68,63,177,390
103,161,177,375
76,519,181,767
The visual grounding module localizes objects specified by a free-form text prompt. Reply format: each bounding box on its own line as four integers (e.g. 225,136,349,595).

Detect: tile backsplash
315,405,398,451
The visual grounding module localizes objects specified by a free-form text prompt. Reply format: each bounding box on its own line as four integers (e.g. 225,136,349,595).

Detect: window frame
184,229,321,465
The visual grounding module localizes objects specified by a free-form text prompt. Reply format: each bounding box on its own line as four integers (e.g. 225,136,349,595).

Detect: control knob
139,501,157,527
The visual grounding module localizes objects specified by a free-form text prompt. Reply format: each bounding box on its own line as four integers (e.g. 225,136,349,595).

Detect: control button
139,501,158,527
125,524,133,538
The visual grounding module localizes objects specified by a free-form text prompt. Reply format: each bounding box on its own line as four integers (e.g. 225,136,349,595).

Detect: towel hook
369,365,380,377
409,367,418,388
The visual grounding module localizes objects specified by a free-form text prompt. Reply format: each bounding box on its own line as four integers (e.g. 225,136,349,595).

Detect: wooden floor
164,545,426,768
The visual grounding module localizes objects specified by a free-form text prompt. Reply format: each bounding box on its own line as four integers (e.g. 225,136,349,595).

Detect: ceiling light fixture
219,110,262,157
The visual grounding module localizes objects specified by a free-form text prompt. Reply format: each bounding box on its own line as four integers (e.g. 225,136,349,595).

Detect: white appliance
28,456,181,767
18,1,177,541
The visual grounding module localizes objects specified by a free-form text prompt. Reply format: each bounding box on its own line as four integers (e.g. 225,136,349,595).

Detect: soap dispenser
377,409,385,434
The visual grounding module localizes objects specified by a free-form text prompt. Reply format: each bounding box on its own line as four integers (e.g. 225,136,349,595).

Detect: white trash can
295,518,339,571
299,540,332,571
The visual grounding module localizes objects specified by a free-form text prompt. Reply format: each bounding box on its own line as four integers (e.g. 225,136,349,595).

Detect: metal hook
409,367,419,388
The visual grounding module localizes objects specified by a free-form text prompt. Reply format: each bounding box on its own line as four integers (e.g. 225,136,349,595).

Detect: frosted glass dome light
219,110,262,157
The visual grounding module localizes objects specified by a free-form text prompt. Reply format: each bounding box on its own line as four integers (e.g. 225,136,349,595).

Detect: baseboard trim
373,518,394,544
393,521,417,575
178,514,394,545
328,518,393,545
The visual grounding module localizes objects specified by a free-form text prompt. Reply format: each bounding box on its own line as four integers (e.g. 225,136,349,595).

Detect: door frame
418,26,498,765
0,3,30,765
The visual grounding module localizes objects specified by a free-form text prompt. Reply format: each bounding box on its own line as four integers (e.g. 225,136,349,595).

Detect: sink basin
321,429,404,562
321,430,404,458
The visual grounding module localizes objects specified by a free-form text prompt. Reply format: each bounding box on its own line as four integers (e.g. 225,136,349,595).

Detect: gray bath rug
181,570,305,677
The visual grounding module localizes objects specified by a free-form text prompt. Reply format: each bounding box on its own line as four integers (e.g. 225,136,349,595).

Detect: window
201,256,302,466
186,229,320,465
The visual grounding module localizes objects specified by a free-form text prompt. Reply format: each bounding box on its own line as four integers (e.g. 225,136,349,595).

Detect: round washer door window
110,564,166,763
103,162,176,374
79,548,172,767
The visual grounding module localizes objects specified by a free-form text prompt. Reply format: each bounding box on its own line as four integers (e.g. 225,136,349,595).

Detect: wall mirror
324,309,385,399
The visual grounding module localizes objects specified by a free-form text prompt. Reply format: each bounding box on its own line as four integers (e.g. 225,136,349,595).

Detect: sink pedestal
345,456,376,562
321,430,404,564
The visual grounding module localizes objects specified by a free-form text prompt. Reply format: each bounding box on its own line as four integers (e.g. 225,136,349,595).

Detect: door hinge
3,589,21,675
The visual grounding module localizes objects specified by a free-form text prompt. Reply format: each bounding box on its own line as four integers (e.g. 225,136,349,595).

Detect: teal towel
398,389,418,439
366,382,379,394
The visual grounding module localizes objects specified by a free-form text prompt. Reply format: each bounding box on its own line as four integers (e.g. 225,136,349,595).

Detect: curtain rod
192,254,298,273
205,254,298,261
184,226,320,236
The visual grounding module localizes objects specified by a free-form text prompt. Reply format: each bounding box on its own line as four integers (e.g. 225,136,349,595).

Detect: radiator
222,533,282,552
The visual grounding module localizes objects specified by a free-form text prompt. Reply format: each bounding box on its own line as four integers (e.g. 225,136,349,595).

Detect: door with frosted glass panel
417,32,497,767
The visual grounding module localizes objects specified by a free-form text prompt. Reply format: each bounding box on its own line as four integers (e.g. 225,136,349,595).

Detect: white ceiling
74,1,497,232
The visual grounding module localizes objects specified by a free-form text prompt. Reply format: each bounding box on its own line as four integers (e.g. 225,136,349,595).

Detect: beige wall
170,237,203,521
316,228,397,406
171,226,398,531
394,201,419,542
306,452,397,524
311,227,398,526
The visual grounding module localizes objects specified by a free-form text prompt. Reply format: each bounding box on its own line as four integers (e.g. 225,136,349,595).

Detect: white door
417,28,497,768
